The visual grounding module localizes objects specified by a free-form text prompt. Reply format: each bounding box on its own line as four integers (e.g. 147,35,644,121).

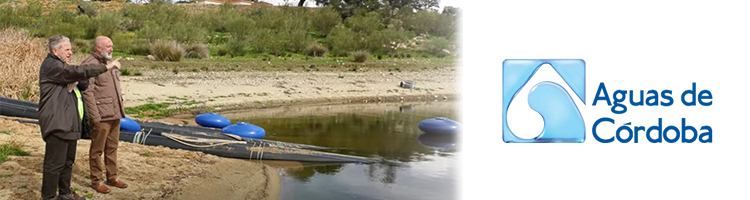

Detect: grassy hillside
0,0,459,61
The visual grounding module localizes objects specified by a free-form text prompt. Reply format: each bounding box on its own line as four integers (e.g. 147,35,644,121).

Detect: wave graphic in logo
502,59,586,143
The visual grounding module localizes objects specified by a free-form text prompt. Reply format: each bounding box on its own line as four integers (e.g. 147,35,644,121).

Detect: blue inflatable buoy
221,122,266,139
418,117,461,135
120,117,141,132
417,133,459,151
195,113,231,128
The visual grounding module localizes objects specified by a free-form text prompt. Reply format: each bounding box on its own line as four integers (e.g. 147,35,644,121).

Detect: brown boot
92,182,111,194
106,178,128,189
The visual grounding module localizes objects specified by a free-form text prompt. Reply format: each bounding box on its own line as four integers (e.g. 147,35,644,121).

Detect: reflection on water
417,133,460,152
225,101,459,200
287,164,345,183
399,104,416,112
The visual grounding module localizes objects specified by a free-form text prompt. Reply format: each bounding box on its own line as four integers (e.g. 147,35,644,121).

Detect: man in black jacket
38,35,119,200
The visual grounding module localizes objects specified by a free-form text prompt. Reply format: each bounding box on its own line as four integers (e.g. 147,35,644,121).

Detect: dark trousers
41,135,77,199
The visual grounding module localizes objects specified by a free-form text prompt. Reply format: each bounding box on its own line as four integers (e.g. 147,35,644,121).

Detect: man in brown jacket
39,35,120,200
82,36,129,194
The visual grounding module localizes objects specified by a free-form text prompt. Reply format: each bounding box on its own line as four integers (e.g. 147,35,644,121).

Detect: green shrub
112,32,149,55
216,46,229,57
120,68,132,76
326,25,362,57
351,50,369,63
112,32,134,53
433,13,457,38
225,39,247,58
136,22,167,43
121,3,151,30
280,7,312,31
150,3,190,27
0,4,40,28
121,19,140,32
37,22,83,40
226,16,255,42
128,41,151,56
0,1,458,61
402,10,438,35
193,3,243,32
79,15,98,39
170,22,208,44
422,36,452,57
366,28,410,55
249,28,274,54
0,142,29,164
94,11,124,38
77,1,99,17
150,40,184,62
277,29,310,54
252,6,285,29
0,7,22,28
34,8,83,38
120,68,142,76
22,0,43,18
248,6,312,54
306,43,328,57
345,12,382,35
72,38,93,54
184,43,209,59
311,7,341,37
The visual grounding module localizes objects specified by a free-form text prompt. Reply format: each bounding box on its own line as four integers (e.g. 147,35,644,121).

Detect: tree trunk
298,0,306,6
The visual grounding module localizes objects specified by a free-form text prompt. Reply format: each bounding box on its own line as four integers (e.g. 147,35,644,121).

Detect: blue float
120,117,141,132
195,113,231,128
222,122,266,139
418,117,461,135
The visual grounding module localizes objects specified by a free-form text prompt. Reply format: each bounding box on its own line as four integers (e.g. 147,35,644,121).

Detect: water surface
223,101,460,200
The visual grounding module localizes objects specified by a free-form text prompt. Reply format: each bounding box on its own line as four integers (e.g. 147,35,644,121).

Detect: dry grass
306,43,328,57
0,27,46,102
184,43,210,59
351,50,370,63
150,40,185,62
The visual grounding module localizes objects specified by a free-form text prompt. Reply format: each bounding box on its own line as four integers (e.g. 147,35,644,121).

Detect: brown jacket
39,53,108,141
82,52,126,124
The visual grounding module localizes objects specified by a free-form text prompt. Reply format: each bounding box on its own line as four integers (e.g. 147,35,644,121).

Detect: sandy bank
120,67,459,111
0,119,280,200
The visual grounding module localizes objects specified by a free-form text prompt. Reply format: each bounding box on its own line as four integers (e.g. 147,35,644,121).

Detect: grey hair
48,35,70,53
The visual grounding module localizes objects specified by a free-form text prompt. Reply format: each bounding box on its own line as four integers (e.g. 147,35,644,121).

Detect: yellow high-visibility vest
73,87,83,121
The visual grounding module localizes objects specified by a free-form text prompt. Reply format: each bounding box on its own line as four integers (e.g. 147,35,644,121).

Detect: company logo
502,59,586,143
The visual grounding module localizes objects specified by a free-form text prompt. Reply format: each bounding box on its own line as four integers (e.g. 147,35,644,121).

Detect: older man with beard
81,36,129,194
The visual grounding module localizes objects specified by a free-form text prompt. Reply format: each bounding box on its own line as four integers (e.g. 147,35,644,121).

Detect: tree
384,0,439,10
441,6,459,16
314,0,382,19
314,0,439,10
313,0,439,19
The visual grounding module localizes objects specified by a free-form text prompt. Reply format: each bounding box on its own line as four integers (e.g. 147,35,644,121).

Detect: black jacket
38,53,108,141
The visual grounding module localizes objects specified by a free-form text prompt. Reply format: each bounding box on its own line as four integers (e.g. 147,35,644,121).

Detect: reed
0,27,46,102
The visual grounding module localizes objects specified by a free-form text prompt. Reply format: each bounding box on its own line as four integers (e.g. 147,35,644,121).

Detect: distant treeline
0,0,459,59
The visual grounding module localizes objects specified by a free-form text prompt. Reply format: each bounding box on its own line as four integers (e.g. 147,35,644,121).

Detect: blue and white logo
502,59,586,143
